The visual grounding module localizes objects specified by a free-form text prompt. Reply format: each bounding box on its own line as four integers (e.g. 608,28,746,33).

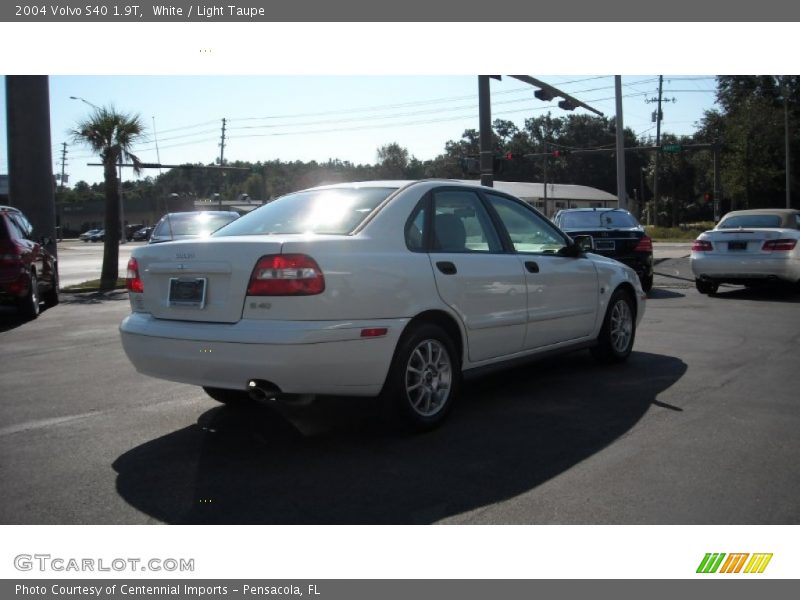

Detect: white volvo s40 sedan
120,180,646,430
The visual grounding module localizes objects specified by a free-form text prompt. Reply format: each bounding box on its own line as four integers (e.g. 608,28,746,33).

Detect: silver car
691,208,800,294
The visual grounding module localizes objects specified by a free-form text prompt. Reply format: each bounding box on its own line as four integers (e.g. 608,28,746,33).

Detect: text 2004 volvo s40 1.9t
120,180,646,430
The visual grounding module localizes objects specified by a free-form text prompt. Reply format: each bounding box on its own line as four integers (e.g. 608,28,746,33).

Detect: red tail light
126,258,144,293
692,239,713,252
0,240,23,265
247,254,325,296
634,235,653,252
762,239,797,252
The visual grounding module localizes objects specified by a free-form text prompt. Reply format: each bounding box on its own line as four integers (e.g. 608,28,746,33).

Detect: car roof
161,211,240,218
300,179,486,193
0,205,22,213
722,209,799,217
556,207,628,213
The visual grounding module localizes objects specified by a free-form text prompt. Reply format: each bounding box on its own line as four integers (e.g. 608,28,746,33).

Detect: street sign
661,144,682,154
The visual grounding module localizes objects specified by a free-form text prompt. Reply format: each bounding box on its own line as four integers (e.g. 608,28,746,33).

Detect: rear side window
1,213,27,240
431,190,502,253
215,187,395,236
717,214,782,229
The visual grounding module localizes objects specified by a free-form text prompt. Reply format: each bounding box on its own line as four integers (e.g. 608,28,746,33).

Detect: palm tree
72,106,145,291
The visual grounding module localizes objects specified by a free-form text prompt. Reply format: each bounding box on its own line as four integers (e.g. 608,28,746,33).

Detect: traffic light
703,192,713,203
534,88,556,102
551,149,571,158
558,99,578,111
505,152,522,160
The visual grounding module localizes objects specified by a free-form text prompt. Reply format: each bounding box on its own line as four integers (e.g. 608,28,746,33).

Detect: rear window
214,187,395,236
558,210,639,229
717,214,783,229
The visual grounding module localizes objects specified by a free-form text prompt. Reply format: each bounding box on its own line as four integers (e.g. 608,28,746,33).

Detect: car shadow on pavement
112,351,687,524
709,285,800,303
60,291,130,305
648,288,685,300
0,304,58,332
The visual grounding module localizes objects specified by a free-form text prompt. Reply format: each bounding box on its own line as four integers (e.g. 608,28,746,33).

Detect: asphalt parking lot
0,249,798,524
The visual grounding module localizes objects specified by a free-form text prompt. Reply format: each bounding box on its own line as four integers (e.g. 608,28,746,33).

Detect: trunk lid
133,236,283,323
702,228,789,255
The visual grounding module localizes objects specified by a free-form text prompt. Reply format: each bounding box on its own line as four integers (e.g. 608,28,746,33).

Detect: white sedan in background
691,208,800,294
120,180,645,431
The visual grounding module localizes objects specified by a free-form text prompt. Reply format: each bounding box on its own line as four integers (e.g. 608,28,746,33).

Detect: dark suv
0,206,59,319
553,208,654,292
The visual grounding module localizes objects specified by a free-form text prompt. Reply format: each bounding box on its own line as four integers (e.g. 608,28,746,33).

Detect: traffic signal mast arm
510,75,605,117
516,142,718,159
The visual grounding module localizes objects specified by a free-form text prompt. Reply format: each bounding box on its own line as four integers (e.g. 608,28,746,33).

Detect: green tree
376,142,410,178
72,106,145,290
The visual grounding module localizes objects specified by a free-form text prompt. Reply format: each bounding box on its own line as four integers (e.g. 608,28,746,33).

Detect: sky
0,74,719,187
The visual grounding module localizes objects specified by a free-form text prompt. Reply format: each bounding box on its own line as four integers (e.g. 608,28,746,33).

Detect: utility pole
152,116,162,175
652,75,664,226
543,143,548,212
218,117,228,203
58,142,68,194
118,154,126,244
713,144,722,222
219,118,227,166
6,76,57,260
783,77,791,208
614,76,627,210
58,142,68,240
478,76,493,187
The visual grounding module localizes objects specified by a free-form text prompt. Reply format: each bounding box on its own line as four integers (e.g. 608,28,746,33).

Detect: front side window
431,190,502,253
215,187,395,237
486,193,568,254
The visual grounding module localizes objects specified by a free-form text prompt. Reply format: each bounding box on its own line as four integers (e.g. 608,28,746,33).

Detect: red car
0,205,59,319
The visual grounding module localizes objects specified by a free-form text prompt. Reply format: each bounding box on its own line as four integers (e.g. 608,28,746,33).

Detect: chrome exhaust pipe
247,380,281,403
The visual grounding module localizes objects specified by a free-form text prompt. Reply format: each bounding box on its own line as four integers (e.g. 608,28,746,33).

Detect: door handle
524,261,540,274
436,261,457,275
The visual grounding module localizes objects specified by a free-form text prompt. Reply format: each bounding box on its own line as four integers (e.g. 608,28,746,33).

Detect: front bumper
119,313,408,396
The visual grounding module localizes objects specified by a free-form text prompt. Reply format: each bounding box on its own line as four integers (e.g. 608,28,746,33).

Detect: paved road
1,257,798,524
56,240,143,288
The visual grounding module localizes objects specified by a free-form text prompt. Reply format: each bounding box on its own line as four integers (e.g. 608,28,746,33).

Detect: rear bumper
119,313,408,396
691,253,800,283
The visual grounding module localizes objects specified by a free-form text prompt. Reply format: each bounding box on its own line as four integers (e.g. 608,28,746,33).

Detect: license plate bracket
594,240,615,251
168,277,207,309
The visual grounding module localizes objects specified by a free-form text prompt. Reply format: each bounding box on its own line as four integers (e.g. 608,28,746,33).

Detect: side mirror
572,234,594,252
40,236,53,247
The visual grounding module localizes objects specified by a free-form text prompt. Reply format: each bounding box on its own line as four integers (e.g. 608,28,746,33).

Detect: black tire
640,273,653,293
591,288,636,364
42,266,59,308
695,278,719,295
381,322,461,432
18,271,40,320
203,386,251,405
